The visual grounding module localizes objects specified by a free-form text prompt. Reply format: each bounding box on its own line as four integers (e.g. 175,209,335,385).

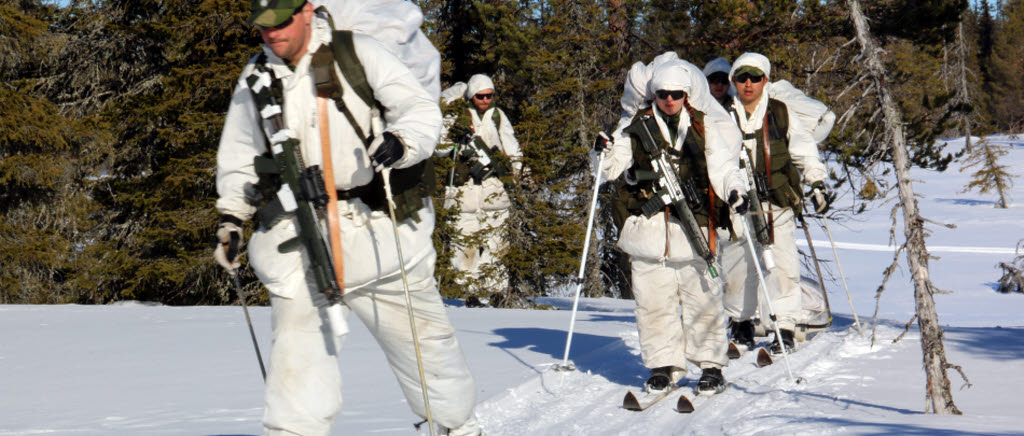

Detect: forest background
1,0,1021,306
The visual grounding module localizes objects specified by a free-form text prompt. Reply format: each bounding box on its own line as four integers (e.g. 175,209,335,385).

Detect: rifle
250,68,343,308
624,115,719,278
738,148,773,246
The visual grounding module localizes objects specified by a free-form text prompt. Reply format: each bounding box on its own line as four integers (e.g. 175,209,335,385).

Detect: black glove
368,131,405,171
593,131,611,153
809,181,834,214
449,124,474,146
728,189,749,215
213,215,243,273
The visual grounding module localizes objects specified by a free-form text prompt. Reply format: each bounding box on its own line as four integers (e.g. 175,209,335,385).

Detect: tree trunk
847,0,963,415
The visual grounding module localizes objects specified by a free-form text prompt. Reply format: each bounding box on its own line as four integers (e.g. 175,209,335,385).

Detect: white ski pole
381,168,435,436
738,217,798,384
557,141,606,372
821,217,864,335
374,112,434,436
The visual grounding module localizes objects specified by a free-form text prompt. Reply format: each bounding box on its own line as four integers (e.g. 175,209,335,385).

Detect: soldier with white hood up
702,57,732,107
595,59,748,395
436,74,522,304
717,52,834,355
212,1,480,434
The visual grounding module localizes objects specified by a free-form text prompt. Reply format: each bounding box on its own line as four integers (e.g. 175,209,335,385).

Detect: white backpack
313,0,441,102
768,80,835,144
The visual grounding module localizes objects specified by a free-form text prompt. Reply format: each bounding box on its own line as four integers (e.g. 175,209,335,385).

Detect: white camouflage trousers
262,250,480,436
720,208,802,330
630,257,728,373
451,208,509,296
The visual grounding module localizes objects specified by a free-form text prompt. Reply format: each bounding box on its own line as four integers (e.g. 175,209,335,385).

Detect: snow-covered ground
2,135,1023,435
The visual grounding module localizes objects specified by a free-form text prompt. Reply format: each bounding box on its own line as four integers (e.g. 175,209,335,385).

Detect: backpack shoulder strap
767,98,789,139
331,30,375,108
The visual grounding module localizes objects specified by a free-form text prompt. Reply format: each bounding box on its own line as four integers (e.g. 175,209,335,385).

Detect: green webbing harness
249,29,434,228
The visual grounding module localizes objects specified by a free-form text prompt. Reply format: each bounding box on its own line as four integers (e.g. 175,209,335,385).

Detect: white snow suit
439,74,522,297
721,53,828,331
604,60,744,374
215,16,479,436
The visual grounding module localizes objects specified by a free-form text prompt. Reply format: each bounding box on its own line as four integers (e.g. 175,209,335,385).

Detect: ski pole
557,144,606,372
797,213,832,322
382,167,435,436
738,217,798,384
820,216,864,335
229,271,266,381
447,144,458,188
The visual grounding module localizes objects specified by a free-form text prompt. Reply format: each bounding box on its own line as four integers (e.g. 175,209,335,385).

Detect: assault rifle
737,148,772,246
454,131,509,184
623,115,719,278
251,74,343,306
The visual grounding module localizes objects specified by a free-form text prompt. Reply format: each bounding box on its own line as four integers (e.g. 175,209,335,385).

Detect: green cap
733,65,765,77
247,0,305,27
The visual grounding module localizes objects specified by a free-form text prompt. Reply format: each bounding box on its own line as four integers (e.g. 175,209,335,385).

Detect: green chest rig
247,30,434,229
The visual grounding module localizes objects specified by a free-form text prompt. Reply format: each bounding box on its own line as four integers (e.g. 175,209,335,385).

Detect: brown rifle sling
318,96,346,295
762,112,775,244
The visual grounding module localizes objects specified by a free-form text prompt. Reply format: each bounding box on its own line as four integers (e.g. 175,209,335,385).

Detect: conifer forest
2,0,1022,307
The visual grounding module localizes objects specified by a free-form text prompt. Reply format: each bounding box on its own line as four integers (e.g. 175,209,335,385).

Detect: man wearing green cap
213,1,481,434
717,52,832,356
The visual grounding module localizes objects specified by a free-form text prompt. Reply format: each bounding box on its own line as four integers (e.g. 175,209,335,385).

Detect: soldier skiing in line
597,58,748,396
702,57,732,107
435,74,523,306
717,52,834,355
212,1,480,434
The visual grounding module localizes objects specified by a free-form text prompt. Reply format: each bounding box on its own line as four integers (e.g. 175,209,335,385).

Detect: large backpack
768,80,835,144
314,0,440,101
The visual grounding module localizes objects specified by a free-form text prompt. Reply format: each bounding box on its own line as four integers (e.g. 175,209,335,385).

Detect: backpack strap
331,30,375,109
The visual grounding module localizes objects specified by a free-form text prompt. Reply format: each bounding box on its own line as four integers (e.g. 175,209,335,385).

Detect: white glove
213,218,243,272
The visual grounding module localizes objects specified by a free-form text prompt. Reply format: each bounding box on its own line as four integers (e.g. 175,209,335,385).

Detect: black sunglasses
707,73,729,85
256,3,306,31
655,90,686,100
474,93,494,100
733,73,765,84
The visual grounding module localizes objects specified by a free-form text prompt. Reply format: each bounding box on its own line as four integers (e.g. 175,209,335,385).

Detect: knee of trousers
391,333,477,428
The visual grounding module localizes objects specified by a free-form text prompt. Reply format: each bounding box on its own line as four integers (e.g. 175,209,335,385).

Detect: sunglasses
256,3,305,31
473,93,494,101
655,90,686,100
707,73,729,85
733,73,765,84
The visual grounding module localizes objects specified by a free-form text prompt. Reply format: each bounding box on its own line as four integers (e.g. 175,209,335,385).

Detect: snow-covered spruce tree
959,139,1015,208
846,0,963,415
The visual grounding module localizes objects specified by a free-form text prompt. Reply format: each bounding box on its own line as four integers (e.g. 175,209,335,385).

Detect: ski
755,347,773,367
676,383,732,413
727,341,742,360
623,386,680,411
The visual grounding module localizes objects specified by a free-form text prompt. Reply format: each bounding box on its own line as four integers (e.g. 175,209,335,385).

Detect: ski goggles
473,93,494,101
655,90,686,100
733,73,765,84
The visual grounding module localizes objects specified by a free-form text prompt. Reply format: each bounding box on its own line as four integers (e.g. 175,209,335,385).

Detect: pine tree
990,0,1024,132
959,139,1015,208
0,1,102,304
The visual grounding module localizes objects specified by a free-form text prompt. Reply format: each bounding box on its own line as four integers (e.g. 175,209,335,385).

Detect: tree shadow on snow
942,326,1024,360
488,327,647,386
934,198,998,206
770,417,1017,435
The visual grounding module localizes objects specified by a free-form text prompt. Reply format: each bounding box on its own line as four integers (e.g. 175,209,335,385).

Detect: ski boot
769,329,796,355
645,366,683,392
730,319,756,351
696,367,727,396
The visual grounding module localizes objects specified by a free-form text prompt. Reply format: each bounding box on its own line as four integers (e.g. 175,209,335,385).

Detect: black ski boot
696,367,727,395
769,329,796,355
730,319,756,350
645,366,675,392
